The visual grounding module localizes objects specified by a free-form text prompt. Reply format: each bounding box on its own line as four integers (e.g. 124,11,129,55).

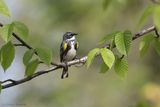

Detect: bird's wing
74,41,79,50
60,41,69,62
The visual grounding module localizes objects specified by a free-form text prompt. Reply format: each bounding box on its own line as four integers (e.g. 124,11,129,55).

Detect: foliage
139,35,154,57
114,57,128,80
86,48,99,68
0,22,28,42
0,23,14,42
100,48,115,69
0,41,15,71
36,47,53,66
99,31,119,45
138,6,154,27
114,30,132,55
139,5,160,32
100,62,109,73
23,49,35,66
25,59,39,76
153,6,160,31
0,2,53,77
0,0,160,95
0,0,10,17
13,21,29,40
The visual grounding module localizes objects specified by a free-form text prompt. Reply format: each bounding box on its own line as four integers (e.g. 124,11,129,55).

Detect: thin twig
0,26,158,90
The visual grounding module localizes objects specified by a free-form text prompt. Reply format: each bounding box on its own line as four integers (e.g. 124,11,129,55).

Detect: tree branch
0,26,159,90
133,26,157,40
1,57,87,89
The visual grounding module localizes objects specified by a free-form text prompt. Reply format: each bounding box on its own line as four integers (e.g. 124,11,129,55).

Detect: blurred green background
0,0,160,107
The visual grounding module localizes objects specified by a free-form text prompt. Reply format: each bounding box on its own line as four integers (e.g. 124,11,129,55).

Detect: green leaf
13,21,29,40
0,0,10,17
139,35,154,57
99,31,120,45
138,6,154,28
0,23,14,42
25,59,39,76
100,48,115,69
36,47,53,65
103,0,112,10
114,58,128,79
86,48,99,68
100,62,109,73
115,30,132,55
139,41,149,57
23,49,35,66
0,41,15,71
154,38,160,55
153,6,160,31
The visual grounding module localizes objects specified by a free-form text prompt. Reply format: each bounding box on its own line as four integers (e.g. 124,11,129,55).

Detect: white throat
64,36,77,61
68,36,75,41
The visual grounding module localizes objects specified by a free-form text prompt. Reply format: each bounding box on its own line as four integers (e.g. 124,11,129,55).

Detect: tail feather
61,66,69,79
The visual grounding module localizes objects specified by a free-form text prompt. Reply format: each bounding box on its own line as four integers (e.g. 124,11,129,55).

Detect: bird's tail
61,66,69,79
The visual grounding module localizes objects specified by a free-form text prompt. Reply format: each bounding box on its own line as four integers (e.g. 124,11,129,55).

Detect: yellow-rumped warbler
60,32,79,79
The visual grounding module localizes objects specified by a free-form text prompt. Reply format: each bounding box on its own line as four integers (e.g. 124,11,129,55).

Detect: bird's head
63,32,78,41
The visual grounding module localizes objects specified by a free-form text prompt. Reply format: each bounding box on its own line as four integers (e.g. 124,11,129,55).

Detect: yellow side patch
75,42,79,49
63,42,67,50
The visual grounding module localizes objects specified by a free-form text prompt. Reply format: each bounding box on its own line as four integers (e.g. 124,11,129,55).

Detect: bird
60,32,79,79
